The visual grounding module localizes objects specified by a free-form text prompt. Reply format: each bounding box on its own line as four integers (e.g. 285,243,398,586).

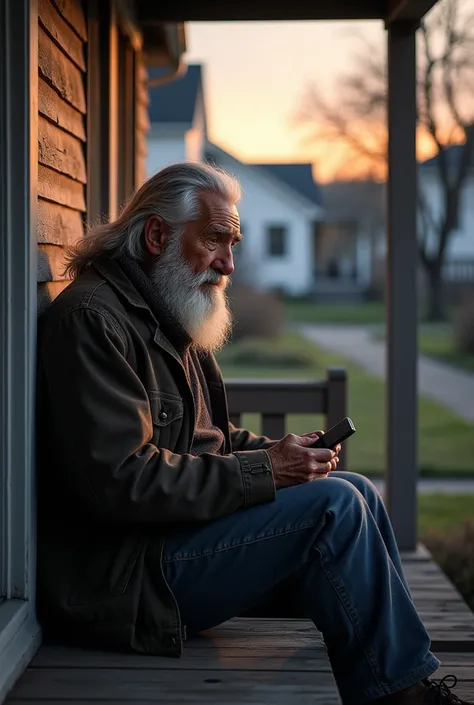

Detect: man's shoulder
39,267,125,339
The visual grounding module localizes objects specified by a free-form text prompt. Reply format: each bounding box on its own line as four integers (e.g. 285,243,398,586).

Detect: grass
283,299,386,325
373,324,474,373
418,494,474,536
218,332,474,477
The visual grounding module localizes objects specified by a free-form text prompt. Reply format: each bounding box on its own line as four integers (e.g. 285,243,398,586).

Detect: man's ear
144,215,170,256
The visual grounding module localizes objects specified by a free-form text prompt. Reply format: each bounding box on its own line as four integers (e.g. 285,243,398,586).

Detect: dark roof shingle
148,64,202,125
253,163,322,206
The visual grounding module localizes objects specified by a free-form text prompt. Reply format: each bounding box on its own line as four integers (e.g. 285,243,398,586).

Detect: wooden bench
226,367,348,470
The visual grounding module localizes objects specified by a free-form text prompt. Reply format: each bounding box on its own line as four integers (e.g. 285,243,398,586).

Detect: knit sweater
116,255,225,457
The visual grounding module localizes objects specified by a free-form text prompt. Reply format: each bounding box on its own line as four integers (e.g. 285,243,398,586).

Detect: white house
419,146,474,284
147,64,324,297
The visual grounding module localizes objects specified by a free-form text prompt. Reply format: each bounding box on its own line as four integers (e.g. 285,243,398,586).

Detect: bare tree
295,0,474,320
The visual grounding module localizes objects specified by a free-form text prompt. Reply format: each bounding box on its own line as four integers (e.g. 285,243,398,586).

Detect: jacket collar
93,257,151,312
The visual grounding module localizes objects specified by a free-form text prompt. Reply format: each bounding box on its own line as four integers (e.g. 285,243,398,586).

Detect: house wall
37,0,152,314
420,173,474,262
147,133,188,174
37,0,87,314
135,59,150,188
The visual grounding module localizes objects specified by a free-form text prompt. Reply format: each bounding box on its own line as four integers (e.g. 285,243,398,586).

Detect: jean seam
164,519,322,563
315,497,386,689
317,545,385,690
354,656,440,703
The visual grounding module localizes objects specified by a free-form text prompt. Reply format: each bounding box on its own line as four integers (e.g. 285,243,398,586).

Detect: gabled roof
148,64,202,126
253,163,322,206
206,143,322,210
420,144,474,170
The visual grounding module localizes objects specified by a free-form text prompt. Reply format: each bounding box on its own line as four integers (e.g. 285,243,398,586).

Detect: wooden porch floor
6,551,474,704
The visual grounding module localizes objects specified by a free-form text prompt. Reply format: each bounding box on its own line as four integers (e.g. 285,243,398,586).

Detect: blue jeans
163,472,440,704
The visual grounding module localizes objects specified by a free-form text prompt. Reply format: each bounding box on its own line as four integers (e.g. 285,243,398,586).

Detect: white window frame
267,224,289,258
0,0,41,699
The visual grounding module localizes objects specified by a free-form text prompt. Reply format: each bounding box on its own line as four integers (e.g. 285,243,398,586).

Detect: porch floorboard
5,551,474,703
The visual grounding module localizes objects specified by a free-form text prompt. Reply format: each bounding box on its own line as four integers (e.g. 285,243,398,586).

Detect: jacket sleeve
38,307,275,524
229,424,279,452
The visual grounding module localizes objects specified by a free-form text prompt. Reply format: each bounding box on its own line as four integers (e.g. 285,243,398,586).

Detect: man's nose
214,252,234,277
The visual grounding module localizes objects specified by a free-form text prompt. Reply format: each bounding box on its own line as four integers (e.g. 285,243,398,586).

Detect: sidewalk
300,324,474,422
371,477,474,494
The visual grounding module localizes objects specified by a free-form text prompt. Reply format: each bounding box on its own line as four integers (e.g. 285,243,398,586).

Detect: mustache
196,269,230,288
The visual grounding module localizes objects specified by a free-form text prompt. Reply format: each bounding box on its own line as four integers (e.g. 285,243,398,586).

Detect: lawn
283,299,386,325
419,325,474,372
373,324,474,373
418,494,474,536
217,332,474,477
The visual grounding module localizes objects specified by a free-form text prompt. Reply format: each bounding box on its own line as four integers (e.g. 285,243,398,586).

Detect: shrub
453,294,474,355
219,339,313,369
424,519,474,612
229,284,283,342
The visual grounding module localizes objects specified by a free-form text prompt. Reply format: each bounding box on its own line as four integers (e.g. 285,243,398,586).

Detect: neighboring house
317,180,386,300
419,145,474,284
0,0,184,699
147,64,324,297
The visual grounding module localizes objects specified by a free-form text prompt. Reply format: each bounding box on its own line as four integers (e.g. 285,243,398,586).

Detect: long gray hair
64,161,241,279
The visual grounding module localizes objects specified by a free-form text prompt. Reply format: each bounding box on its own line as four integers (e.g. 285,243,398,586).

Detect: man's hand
266,432,340,489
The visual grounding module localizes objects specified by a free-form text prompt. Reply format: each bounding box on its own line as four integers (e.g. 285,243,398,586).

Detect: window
267,225,288,257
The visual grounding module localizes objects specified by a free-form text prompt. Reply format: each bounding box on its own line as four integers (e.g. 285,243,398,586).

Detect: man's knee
335,471,380,502
301,475,369,519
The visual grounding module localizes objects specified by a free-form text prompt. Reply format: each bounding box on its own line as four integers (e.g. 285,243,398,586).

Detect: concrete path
371,477,474,495
300,324,474,422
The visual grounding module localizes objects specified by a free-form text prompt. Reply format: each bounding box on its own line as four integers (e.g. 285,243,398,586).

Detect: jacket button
159,411,168,421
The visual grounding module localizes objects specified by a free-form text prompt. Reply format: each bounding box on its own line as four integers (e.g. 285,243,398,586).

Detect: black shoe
419,676,472,704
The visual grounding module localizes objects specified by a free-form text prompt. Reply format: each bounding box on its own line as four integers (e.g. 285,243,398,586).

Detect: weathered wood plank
32,645,331,671
38,198,84,246
39,116,86,183
38,0,85,70
38,164,86,211
136,106,151,133
39,28,86,113
51,0,87,41
9,668,341,702
38,244,68,282
37,280,71,314
39,78,85,141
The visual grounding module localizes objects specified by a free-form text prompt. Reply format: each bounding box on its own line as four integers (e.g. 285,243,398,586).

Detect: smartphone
311,417,356,449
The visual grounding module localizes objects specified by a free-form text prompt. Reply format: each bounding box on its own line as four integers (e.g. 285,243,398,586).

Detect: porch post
385,21,418,551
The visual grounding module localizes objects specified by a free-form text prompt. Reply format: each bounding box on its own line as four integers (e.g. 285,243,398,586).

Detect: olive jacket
36,258,276,655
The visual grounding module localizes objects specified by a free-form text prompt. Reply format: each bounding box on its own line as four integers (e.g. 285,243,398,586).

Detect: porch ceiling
134,0,438,23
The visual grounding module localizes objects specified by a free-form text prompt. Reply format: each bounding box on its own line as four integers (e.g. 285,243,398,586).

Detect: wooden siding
135,57,150,188
37,0,87,313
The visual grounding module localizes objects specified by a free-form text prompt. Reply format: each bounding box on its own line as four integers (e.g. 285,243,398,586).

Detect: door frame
0,0,41,699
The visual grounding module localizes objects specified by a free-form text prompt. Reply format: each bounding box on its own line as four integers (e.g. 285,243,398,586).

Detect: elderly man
36,162,468,705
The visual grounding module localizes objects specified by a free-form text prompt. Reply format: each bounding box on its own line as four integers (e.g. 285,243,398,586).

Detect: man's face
180,191,242,282
149,191,242,353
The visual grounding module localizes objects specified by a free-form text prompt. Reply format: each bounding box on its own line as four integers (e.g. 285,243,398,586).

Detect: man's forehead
199,192,239,223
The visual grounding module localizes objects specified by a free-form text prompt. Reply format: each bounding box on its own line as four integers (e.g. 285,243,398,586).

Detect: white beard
149,231,232,354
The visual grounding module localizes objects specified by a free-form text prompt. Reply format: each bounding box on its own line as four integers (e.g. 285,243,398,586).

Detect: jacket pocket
147,390,184,450
148,390,184,427
69,534,143,606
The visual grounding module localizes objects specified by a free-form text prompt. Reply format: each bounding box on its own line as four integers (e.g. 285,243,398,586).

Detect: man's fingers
311,448,335,462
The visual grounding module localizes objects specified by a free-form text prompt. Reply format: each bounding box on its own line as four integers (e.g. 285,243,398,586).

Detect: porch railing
225,368,348,470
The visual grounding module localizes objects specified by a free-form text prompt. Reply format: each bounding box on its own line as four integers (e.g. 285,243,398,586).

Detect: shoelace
424,676,464,704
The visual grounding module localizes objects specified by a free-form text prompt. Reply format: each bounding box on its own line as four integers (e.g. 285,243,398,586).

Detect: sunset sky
185,19,442,182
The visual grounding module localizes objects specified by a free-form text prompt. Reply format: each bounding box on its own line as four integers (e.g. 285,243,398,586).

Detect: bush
424,519,474,612
229,284,283,342
220,338,314,369
453,294,474,355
